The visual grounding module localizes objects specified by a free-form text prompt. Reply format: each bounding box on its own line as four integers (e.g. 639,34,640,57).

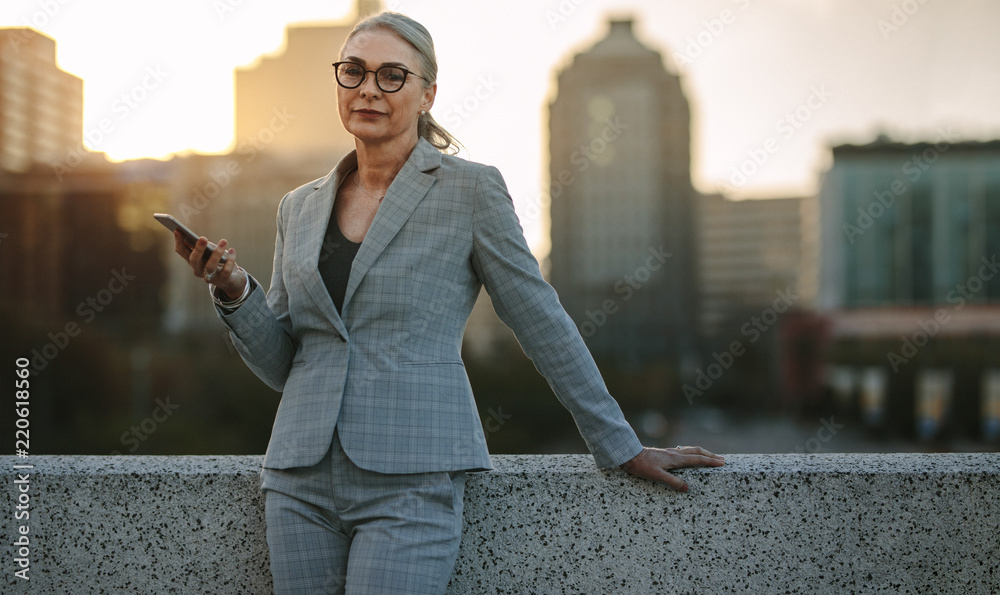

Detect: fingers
207,243,247,299
186,236,210,276
183,236,230,278
217,249,248,298
176,234,245,296
656,471,689,493
677,454,727,469
666,449,726,469
671,446,725,465
173,230,190,258
673,445,722,457
637,465,690,492
620,445,725,492
220,247,238,277
623,453,690,492
202,238,229,277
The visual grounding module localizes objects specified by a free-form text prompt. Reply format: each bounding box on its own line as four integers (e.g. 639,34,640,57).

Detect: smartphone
153,213,228,265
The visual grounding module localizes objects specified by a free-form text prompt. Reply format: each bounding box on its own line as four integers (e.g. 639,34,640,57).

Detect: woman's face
337,28,436,149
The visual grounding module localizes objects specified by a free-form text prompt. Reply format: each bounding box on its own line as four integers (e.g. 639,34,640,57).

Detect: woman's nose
358,72,381,97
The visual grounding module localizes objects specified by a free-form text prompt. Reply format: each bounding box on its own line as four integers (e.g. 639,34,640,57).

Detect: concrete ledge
3,454,999,593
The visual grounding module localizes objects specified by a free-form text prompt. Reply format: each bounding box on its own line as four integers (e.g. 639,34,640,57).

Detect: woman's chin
348,126,417,148
346,122,388,142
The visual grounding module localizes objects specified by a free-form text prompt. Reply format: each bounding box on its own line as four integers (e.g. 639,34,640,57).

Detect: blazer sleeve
469,165,644,469
215,193,297,391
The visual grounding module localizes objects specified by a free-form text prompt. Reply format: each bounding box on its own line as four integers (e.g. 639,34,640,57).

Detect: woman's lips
355,109,384,119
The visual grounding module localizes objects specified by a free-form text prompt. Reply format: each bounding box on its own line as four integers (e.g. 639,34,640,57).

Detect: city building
818,135,1000,439
0,28,83,173
547,18,696,366
233,0,381,161
696,193,815,338
819,135,1000,311
690,193,824,411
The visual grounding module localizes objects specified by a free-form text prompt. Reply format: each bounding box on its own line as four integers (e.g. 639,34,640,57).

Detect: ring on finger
204,261,225,282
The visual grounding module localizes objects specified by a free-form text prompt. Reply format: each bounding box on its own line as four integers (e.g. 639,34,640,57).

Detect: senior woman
174,11,724,595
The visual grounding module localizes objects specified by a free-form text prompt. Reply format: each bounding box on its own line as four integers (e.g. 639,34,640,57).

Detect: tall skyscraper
0,28,82,173
548,18,696,365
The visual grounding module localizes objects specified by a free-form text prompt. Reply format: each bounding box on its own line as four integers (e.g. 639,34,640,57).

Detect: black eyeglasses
332,61,426,93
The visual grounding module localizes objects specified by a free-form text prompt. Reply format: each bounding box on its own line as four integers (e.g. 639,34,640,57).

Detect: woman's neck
354,133,418,193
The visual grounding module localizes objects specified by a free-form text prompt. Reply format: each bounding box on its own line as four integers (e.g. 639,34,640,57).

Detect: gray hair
345,12,459,154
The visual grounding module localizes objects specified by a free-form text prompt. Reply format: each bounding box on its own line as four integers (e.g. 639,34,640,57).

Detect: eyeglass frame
332,61,428,94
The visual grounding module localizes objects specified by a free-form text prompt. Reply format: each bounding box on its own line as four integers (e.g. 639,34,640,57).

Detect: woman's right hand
620,446,726,492
173,231,248,300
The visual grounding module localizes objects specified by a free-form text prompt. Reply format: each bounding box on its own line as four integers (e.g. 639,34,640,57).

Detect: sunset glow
4,0,1000,251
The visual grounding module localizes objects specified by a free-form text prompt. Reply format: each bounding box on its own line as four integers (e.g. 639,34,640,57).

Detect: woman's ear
421,83,437,115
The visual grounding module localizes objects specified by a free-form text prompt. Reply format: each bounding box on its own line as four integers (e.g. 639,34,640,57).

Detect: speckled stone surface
2,456,269,594
3,453,999,594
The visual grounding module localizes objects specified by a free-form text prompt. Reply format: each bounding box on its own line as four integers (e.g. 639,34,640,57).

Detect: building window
909,180,933,304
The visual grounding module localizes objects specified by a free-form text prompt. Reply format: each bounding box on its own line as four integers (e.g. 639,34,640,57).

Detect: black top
318,208,361,314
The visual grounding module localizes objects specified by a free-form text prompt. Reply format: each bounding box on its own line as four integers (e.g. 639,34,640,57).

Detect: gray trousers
261,431,466,595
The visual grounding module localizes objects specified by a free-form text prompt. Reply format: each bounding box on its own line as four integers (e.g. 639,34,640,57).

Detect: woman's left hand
620,446,725,492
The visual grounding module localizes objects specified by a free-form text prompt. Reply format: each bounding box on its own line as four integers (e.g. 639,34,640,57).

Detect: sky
3,0,1000,252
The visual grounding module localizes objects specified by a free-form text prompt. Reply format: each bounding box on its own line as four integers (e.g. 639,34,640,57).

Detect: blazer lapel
342,139,441,312
294,151,360,337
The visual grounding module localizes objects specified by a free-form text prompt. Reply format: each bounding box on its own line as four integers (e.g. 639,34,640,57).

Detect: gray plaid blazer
219,138,643,474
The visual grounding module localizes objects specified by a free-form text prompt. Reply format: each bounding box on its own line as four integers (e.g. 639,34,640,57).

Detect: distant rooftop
580,17,661,60
833,135,1000,155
